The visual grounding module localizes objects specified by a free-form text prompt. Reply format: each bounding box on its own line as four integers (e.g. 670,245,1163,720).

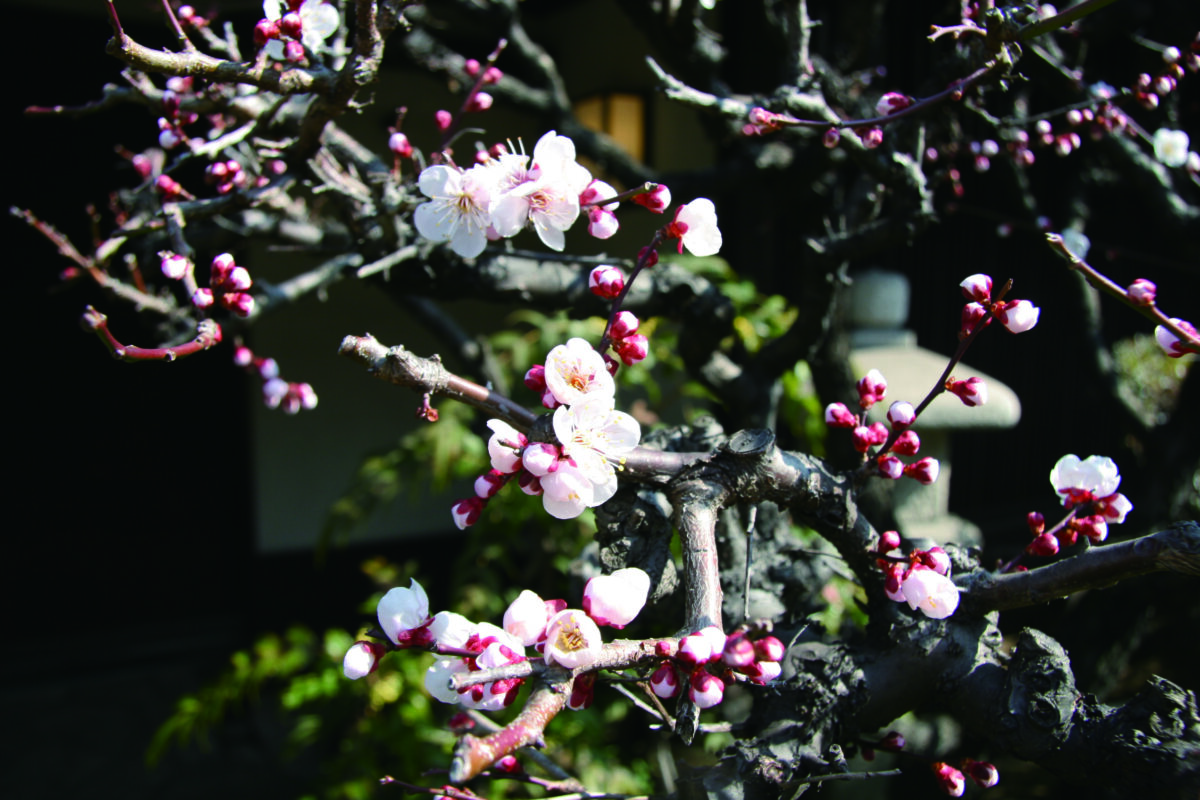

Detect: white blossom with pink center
503,589,550,646
553,395,641,500
900,567,960,619
262,0,340,58
582,567,650,628
489,131,593,251
540,462,597,520
543,609,603,670
413,165,495,259
544,338,615,407
672,198,723,256
1050,454,1120,506
377,578,430,645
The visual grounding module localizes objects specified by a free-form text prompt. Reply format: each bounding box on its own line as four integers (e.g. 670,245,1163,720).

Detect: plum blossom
689,670,725,709
901,567,960,619
377,579,432,645
1050,454,1132,524
933,762,966,797
1153,128,1190,168
413,165,494,258
486,419,527,473
544,338,615,406
343,641,385,679
540,462,598,520
668,198,723,256
543,609,602,669
489,131,593,251
997,299,1040,333
1155,318,1197,357
553,395,641,501
262,0,339,59
503,589,550,645
582,567,650,628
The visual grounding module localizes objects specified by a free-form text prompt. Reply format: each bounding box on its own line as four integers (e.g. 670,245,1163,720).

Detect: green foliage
1113,333,1193,425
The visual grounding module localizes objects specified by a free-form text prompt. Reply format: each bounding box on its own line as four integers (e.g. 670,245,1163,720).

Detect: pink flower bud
824,402,858,428
582,567,650,628
233,346,253,367
343,640,386,679
451,496,485,530
611,311,640,340
225,266,253,292
541,388,562,410
191,288,214,309
878,731,905,751
524,364,547,393
1155,318,1197,357
284,39,305,63
919,546,951,575
567,671,595,710
221,292,256,317
254,18,279,45
388,132,413,158
997,299,1040,333
589,265,626,299
946,376,988,407
483,66,503,84
892,430,920,456
1127,278,1156,306
875,92,913,117
1026,511,1045,535
638,246,659,268
886,401,915,429
861,127,884,148
156,174,183,198
465,92,493,112
856,369,887,408
688,670,725,709
160,253,190,280
965,759,999,788
158,130,180,150
698,625,727,655
517,472,542,496
650,661,680,698
961,302,991,334
1026,531,1059,556
823,127,841,148
474,469,507,499
754,636,785,662
677,632,713,666
632,183,671,213
587,207,620,239
614,333,649,366
904,457,940,485
464,58,481,77
521,442,560,477
504,589,550,646
435,109,453,131
877,454,904,479
493,755,521,774
279,11,303,39
721,633,757,669
932,762,965,797
878,530,902,553
959,273,993,303
1075,514,1108,543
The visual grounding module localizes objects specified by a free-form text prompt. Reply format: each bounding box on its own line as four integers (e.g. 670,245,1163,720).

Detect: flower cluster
959,273,1040,335
257,0,340,63
452,338,641,525
648,627,785,710
1025,454,1133,554
233,345,318,414
931,757,1000,796
875,532,960,619
345,571,651,713
824,369,940,485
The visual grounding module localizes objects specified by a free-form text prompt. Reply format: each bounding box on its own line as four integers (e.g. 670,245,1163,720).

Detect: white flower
342,641,379,680
489,131,592,251
413,165,494,258
262,0,339,58
901,567,959,619
673,198,723,256
1153,128,1190,168
997,299,1040,333
503,589,550,646
582,568,650,628
553,395,641,494
1050,454,1121,505
540,462,596,520
543,609,602,670
544,338,615,407
486,419,526,473
377,579,430,645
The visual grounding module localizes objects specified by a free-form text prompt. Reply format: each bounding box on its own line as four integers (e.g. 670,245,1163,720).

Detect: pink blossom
721,634,756,669
919,546,951,575
677,632,714,666
582,567,650,628
191,288,214,309
1027,531,1060,556
540,463,596,520
451,496,485,529
543,609,602,670
489,131,592,252
960,274,993,302
261,0,339,58
567,671,595,710
1127,278,1156,306
520,442,560,477
961,302,990,334
852,422,888,453
892,430,920,456
751,660,782,684
589,265,625,299
669,198,723,257
486,419,527,473
901,567,959,618
553,395,640,501
160,252,190,280
689,670,725,709
997,299,1040,333
544,338,615,406
388,132,412,158
1050,454,1121,506
474,469,506,498
875,92,913,117
613,333,649,365
503,589,549,646
887,401,915,429
1155,318,1197,357
754,636,785,663
610,311,640,340
946,376,988,406
877,454,903,479
1075,514,1109,543
587,207,619,239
